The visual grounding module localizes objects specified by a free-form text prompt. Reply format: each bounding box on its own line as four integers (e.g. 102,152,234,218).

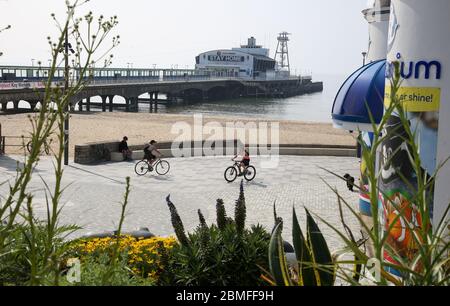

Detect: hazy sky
0,0,369,77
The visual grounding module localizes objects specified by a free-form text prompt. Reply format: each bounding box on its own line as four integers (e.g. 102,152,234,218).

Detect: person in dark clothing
143,140,161,165
119,136,132,161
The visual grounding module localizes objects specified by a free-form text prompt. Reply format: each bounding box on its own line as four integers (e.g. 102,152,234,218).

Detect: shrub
0,222,76,286
163,181,271,286
67,235,177,284
61,254,153,286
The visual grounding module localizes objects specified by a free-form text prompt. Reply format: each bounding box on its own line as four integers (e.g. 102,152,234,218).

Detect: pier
0,66,323,113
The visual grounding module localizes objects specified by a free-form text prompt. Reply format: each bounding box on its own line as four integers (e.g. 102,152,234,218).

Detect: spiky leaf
292,207,316,285
305,208,334,286
268,222,292,286
273,202,283,234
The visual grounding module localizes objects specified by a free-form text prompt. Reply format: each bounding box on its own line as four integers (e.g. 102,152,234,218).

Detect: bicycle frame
146,158,161,166
232,161,249,175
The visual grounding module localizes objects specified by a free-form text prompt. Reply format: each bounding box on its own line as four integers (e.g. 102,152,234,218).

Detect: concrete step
109,146,356,162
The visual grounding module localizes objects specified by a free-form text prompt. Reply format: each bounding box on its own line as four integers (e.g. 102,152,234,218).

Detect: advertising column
380,0,449,274
359,1,390,246
363,0,390,63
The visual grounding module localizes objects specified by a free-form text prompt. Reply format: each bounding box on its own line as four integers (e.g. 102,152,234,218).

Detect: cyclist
143,140,161,165
232,148,250,176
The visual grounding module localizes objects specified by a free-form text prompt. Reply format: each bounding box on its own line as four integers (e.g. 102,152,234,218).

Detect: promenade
0,154,360,250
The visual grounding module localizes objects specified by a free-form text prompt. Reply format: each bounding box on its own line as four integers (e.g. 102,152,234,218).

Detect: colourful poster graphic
378,111,437,275
359,131,374,217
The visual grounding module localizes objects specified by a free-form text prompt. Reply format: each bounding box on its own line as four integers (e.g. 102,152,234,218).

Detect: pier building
195,37,276,79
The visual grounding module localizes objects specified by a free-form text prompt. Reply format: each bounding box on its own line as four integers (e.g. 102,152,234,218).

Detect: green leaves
268,222,291,286
292,208,315,285
268,207,336,286
305,208,334,286
164,183,271,286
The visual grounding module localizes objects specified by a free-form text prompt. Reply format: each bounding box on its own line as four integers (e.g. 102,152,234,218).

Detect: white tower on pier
274,32,291,74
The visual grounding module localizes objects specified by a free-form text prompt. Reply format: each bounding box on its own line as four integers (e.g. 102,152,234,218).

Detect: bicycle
27,138,52,155
224,159,256,182
134,157,170,176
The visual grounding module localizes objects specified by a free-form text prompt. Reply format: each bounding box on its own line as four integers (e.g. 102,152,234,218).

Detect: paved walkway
0,154,361,251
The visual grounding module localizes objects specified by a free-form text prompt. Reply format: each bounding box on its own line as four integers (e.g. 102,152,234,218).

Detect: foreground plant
0,0,119,285
163,181,271,286
267,63,449,286
267,206,351,286
321,63,449,285
67,235,176,285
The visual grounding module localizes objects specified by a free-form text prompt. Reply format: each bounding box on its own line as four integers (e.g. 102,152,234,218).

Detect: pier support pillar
1,102,7,111
128,97,138,112
125,97,130,112
135,97,139,112
154,92,158,112
101,95,107,112
13,100,20,110
29,101,38,111
108,95,114,112
149,92,154,113
78,100,83,111
86,97,91,112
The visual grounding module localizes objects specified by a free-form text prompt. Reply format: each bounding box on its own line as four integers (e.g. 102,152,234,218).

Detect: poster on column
378,0,447,276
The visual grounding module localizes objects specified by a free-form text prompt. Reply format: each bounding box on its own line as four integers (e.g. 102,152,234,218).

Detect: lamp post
64,29,70,166
63,28,75,166
31,58,35,67
362,51,367,66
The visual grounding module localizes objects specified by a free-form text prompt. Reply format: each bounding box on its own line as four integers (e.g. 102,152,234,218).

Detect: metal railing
0,74,312,91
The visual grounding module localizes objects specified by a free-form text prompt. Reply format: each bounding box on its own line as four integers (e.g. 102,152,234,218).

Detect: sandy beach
0,112,356,156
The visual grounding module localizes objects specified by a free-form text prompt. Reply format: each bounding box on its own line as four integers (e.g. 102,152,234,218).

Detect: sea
135,74,346,123
10,74,347,124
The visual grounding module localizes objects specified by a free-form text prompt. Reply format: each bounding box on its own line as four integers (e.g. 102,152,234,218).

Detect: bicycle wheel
224,166,237,182
155,160,170,175
244,165,256,181
135,160,149,176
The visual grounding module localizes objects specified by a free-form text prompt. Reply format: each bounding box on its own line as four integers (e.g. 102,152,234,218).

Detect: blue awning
331,60,386,131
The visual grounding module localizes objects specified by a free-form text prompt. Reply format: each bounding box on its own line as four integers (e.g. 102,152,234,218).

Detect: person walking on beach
144,140,161,165
119,136,132,161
